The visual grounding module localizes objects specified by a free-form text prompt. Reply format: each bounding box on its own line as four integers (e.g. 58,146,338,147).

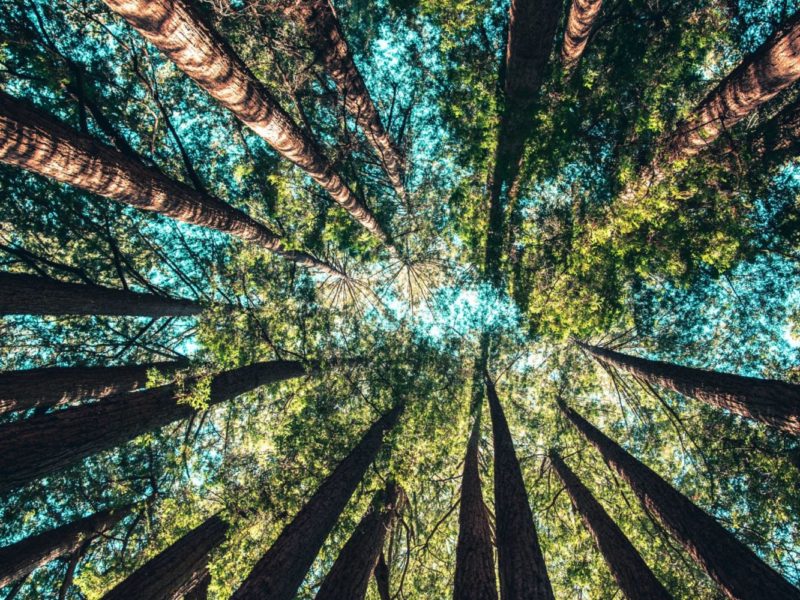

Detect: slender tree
100,0,395,249
373,552,391,600
0,360,307,494
0,92,344,277
0,505,131,588
560,0,603,71
231,403,404,600
548,450,672,600
577,341,800,436
486,374,554,600
558,400,800,600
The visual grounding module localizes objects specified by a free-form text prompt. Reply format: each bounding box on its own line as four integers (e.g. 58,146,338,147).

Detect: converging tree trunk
577,341,800,436
486,375,554,600
0,272,201,317
561,0,602,71
100,0,394,249
0,505,131,588
0,360,306,494
0,92,343,277
558,401,800,600
231,403,404,600
102,513,228,600
548,450,672,600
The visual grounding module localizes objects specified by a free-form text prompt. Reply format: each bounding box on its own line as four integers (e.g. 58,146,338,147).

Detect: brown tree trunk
102,514,228,600
231,403,404,600
285,0,407,203
184,571,211,600
315,482,406,600
561,0,602,71
0,360,306,494
0,272,201,317
548,450,672,600
373,552,391,600
558,401,800,600
100,0,394,249
746,96,800,166
0,92,343,277
486,375,554,600
577,341,800,436
0,505,131,588
453,410,498,600
0,360,188,415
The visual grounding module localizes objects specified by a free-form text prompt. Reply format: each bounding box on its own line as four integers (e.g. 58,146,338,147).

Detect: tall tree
0,360,307,494
100,0,395,250
560,0,603,71
0,505,131,588
558,401,800,600
231,403,404,600
548,450,672,600
577,341,800,436
486,374,554,600
373,552,391,600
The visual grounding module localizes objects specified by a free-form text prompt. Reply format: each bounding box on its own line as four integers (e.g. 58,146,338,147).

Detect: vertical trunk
558,401,800,600
453,410,499,600
102,514,228,600
0,505,131,588
486,376,554,600
0,360,188,415
100,0,394,249
0,92,343,277
373,552,391,600
0,272,201,317
560,0,603,71
577,341,800,436
548,450,672,600
0,360,306,493
231,403,404,600
315,482,406,600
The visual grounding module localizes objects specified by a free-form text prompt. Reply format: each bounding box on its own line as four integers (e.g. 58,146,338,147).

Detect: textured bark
561,0,602,70
184,571,211,600
578,341,800,436
102,514,228,600
548,450,672,600
0,92,343,277
231,403,404,600
101,0,393,249
453,410,498,600
0,273,201,317
0,360,306,493
0,505,130,588
0,360,188,415
374,552,391,600
486,376,554,600
285,0,407,202
315,482,406,600
559,401,800,600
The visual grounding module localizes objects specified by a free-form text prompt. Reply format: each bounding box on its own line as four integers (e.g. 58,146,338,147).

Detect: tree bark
746,96,800,166
102,514,228,600
0,92,343,277
184,571,211,600
0,272,201,317
577,341,800,436
561,0,602,71
558,401,800,600
548,450,672,600
486,375,554,600
100,0,394,249
0,360,188,415
0,360,306,494
0,505,131,588
315,482,406,600
231,403,404,600
373,552,391,600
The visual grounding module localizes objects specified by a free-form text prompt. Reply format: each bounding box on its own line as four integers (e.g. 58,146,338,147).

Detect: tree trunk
316,482,406,600
184,571,211,600
0,360,188,415
285,0,407,203
0,360,306,494
0,272,201,317
102,514,228,600
373,552,391,600
548,450,672,600
0,505,131,588
577,341,800,436
454,410,498,600
231,403,404,600
561,0,602,71
486,375,554,600
100,0,394,250
746,96,800,166
0,92,343,277
558,401,800,600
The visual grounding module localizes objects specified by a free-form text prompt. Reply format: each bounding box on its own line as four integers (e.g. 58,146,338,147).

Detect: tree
560,0,603,71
